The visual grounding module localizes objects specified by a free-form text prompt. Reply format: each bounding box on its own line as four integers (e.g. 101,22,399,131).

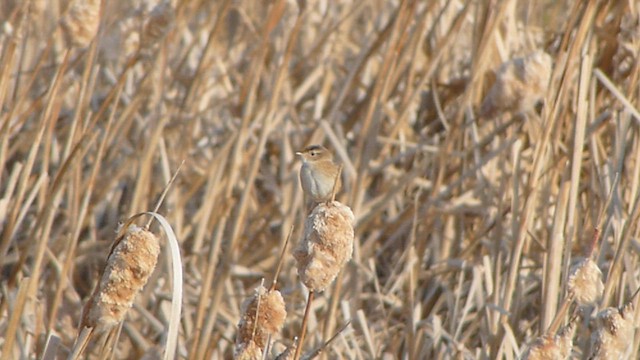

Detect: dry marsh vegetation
1,0,640,358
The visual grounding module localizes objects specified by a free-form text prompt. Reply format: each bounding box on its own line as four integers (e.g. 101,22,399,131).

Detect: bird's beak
295,151,302,156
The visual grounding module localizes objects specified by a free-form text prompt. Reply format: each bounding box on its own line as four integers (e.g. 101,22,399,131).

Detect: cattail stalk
293,291,314,360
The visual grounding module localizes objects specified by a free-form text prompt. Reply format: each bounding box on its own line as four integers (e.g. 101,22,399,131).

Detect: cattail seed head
141,2,174,50
567,258,603,306
60,0,101,48
522,321,575,360
79,225,160,333
294,201,355,292
235,286,287,355
234,340,262,360
590,303,635,359
480,51,552,117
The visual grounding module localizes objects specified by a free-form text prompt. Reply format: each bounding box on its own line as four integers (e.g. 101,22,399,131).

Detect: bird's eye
311,151,317,156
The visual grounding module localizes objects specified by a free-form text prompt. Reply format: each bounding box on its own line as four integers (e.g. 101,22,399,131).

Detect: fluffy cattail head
79,225,160,333
480,51,552,117
141,2,174,50
234,340,262,360
294,201,355,292
60,0,101,48
567,258,604,306
590,303,635,359
522,321,575,360
235,286,287,355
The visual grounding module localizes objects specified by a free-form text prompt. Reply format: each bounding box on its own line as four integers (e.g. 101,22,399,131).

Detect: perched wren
296,145,342,203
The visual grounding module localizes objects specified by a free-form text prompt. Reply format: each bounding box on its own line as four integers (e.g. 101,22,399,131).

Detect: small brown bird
296,145,342,203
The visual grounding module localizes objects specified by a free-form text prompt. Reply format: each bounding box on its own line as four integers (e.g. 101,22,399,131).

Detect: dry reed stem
541,177,570,331
79,225,160,334
293,291,314,360
48,81,121,333
306,321,351,359
0,278,29,360
271,225,294,291
602,192,640,305
330,165,343,203
499,0,599,339
275,342,296,360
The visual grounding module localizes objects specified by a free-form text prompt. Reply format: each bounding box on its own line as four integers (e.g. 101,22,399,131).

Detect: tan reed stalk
499,2,599,348
0,278,29,360
305,321,351,359
179,0,232,109
349,0,413,217
274,341,296,360
541,177,570,331
561,50,593,308
3,51,73,355
48,81,121,333
200,6,301,358
602,192,640,305
271,225,294,291
59,0,101,48
293,291,314,360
